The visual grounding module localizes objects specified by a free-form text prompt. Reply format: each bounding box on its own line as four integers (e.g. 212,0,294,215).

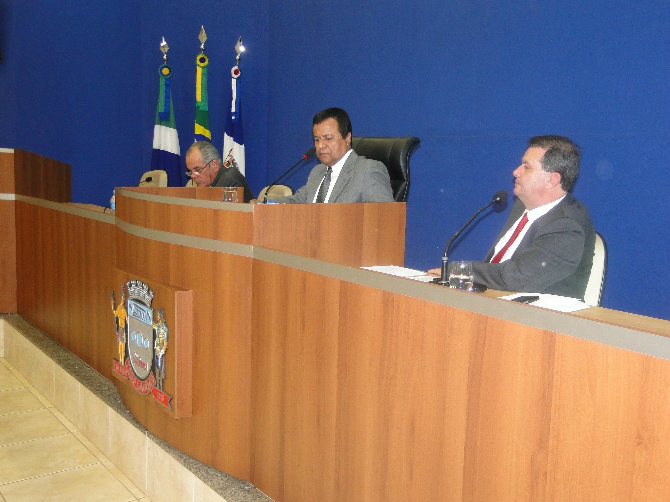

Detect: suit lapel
483,199,525,261
308,164,328,202
513,194,572,254
328,151,357,202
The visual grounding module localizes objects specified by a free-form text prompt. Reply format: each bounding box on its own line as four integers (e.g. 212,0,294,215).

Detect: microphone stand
263,148,316,203
436,191,508,286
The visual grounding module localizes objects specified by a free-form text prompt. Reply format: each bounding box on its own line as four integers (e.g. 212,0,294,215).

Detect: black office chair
351,136,420,202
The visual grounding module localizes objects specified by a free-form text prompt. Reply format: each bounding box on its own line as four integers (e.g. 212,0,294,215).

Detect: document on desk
361,265,435,282
501,293,590,313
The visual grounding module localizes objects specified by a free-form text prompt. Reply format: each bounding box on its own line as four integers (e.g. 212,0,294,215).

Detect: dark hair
529,135,581,192
313,107,352,138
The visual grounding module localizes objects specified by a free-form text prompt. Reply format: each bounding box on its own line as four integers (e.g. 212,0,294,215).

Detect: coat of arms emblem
111,280,172,409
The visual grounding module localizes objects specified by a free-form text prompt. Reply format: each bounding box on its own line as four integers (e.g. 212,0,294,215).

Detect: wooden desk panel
13,149,71,202
114,229,253,478
253,202,405,267
0,150,16,193
7,155,670,502
14,201,115,376
116,190,254,244
0,200,17,312
251,263,670,502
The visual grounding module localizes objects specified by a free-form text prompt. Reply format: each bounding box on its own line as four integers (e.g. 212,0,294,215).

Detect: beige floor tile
78,388,110,451
0,388,46,416
52,365,80,428
7,365,31,389
31,355,55,403
107,410,148,494
0,362,23,392
27,386,54,409
74,432,108,463
0,408,69,446
102,460,146,499
49,408,79,434
0,463,135,502
0,433,99,484
6,335,35,384
146,440,194,502
2,325,19,366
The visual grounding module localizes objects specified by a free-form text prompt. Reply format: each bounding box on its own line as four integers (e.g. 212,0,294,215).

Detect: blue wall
1,1,669,320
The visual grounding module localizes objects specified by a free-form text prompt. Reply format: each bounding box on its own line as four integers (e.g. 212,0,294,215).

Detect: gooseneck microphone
436,190,508,286
263,147,316,203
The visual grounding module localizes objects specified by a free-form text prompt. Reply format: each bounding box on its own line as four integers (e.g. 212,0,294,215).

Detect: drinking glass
222,188,239,203
448,261,474,291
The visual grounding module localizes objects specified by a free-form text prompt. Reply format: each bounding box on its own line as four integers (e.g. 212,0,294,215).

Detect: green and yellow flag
194,26,211,141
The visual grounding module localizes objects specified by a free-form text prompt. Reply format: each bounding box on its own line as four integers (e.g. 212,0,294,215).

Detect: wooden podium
4,149,670,502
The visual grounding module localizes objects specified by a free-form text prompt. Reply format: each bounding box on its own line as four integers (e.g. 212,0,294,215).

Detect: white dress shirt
491,196,566,262
312,149,353,203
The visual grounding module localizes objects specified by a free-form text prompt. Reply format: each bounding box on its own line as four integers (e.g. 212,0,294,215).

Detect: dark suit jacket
211,166,254,202
275,151,393,204
472,194,595,299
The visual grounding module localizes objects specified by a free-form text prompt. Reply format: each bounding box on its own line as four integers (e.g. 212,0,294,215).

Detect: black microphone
436,190,508,286
263,147,316,203
139,176,153,185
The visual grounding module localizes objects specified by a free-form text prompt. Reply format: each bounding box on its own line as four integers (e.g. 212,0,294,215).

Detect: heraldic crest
111,280,173,410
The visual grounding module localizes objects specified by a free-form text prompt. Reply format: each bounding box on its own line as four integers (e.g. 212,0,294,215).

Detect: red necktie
490,212,529,263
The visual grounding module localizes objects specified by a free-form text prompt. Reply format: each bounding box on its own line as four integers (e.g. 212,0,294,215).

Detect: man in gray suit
433,135,595,300
273,108,393,204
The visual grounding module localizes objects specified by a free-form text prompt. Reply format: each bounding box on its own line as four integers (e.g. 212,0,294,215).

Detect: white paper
501,293,590,313
362,265,434,281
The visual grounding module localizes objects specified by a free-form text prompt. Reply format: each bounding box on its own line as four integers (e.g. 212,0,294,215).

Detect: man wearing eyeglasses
185,141,254,202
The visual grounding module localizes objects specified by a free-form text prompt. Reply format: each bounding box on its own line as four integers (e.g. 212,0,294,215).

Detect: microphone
263,147,316,203
436,190,508,286
139,176,153,186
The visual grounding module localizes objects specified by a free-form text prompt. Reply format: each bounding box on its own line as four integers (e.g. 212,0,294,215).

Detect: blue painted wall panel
1,0,669,319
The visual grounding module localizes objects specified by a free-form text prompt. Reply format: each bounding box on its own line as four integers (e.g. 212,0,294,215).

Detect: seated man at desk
433,135,595,300
272,107,394,204
185,141,254,202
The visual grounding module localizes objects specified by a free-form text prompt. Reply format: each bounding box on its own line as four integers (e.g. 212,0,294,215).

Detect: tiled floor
0,358,151,502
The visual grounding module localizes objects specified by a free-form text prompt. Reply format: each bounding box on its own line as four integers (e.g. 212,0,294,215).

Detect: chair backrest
351,136,420,202
584,231,607,306
138,170,167,187
258,184,294,201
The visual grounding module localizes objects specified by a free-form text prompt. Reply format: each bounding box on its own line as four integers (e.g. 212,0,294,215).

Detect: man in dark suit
273,108,393,204
185,141,254,202
434,135,595,299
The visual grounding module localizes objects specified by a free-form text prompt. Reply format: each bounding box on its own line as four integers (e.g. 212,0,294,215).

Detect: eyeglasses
185,159,214,178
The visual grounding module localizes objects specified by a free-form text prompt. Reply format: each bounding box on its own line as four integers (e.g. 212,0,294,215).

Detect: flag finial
160,37,169,62
198,26,207,52
235,36,245,65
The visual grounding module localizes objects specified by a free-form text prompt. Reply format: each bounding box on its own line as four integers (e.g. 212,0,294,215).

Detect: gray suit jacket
275,151,393,204
472,194,595,299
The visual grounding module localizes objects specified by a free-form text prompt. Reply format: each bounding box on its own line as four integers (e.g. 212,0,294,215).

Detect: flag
222,64,245,175
151,63,181,187
194,51,211,142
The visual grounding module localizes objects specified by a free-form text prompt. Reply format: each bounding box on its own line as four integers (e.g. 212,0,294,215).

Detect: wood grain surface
8,151,670,502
